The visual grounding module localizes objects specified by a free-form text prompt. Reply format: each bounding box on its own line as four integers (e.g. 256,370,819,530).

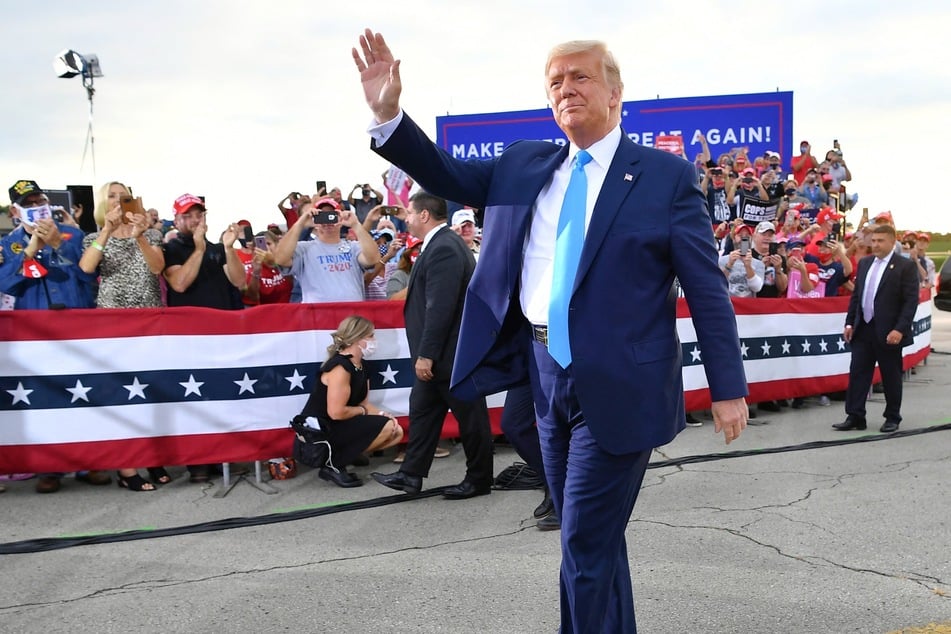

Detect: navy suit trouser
530,339,651,634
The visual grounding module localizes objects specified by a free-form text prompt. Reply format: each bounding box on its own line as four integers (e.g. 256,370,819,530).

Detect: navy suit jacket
846,252,919,347
374,114,748,454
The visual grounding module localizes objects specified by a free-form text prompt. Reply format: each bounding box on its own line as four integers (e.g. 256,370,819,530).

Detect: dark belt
532,324,548,346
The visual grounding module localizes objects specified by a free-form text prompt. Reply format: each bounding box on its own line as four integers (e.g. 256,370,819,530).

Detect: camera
313,211,339,224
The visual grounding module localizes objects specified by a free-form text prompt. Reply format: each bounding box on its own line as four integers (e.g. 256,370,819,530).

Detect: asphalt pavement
2,314,950,633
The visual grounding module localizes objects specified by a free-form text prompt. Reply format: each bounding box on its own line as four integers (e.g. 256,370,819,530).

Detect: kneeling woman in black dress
299,315,404,487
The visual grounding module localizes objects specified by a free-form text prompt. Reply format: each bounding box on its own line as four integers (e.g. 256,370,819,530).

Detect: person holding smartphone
78,181,171,491
749,221,788,297
718,224,764,298
245,230,293,304
272,197,380,303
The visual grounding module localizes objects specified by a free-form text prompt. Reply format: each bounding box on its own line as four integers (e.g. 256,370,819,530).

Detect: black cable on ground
648,422,951,469
2,424,948,556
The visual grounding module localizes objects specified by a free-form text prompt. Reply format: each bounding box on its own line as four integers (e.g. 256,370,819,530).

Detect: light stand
53,50,103,181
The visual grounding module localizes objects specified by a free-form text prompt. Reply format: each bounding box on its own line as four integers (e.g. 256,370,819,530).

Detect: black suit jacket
404,225,477,381
846,251,919,346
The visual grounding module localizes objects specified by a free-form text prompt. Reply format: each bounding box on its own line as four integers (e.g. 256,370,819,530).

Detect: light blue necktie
548,149,592,368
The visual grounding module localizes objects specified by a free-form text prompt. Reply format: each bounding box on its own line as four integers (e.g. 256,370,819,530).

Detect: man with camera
272,197,380,302
799,168,828,207
718,223,765,298
749,221,788,298
700,166,735,226
348,183,384,223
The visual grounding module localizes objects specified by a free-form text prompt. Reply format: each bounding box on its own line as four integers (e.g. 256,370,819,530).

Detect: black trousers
400,377,493,486
845,318,904,423
499,383,547,487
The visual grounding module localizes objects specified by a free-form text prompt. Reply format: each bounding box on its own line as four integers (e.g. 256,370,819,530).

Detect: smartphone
313,211,339,224
739,236,750,255
790,247,803,259
119,196,145,222
381,206,399,215
242,225,254,244
315,180,327,194
253,235,268,251
768,242,779,256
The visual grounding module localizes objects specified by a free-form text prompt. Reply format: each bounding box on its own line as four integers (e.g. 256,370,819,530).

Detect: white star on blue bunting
284,369,306,391
180,374,204,397
66,380,92,403
378,364,399,385
123,377,149,400
234,373,258,395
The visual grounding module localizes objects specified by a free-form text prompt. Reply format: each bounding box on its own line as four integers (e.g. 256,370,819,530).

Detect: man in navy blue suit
353,30,749,633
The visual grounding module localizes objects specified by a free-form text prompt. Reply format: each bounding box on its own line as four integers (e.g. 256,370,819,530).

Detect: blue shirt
0,225,95,309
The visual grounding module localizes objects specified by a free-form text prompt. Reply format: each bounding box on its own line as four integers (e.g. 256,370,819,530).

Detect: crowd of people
0,148,934,490
0,178,483,493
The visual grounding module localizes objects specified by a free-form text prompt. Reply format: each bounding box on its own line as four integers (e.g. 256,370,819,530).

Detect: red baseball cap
173,193,205,215
816,207,843,225
313,197,340,210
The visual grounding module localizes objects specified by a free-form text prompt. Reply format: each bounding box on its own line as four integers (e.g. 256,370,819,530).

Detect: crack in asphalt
633,518,950,600
0,524,539,614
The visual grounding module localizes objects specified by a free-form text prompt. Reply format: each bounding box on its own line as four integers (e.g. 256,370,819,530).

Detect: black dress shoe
537,513,561,531
319,467,363,488
350,453,370,467
534,488,554,519
371,470,422,494
880,420,900,433
443,480,491,500
832,417,867,431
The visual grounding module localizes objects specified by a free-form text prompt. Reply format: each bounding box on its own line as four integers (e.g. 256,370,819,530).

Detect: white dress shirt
862,253,892,321
520,126,622,325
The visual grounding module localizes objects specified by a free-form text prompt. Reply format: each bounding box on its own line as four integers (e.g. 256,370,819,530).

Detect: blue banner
436,91,793,167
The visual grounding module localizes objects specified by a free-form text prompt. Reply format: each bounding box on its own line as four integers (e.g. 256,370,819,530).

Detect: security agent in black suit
835,223,919,433
371,192,493,498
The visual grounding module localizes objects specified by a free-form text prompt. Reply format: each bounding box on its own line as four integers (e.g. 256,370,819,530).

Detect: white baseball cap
452,209,476,226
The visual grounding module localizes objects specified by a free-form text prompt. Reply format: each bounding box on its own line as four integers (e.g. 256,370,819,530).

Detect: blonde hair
94,181,129,228
545,40,623,92
324,315,375,362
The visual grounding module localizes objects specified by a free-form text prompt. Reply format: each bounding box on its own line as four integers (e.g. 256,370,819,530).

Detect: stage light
52,49,104,178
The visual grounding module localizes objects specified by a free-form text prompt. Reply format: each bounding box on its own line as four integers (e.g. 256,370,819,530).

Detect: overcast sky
3,1,950,234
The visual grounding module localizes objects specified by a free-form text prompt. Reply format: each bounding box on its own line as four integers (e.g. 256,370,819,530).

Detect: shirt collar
420,223,447,252
567,125,623,170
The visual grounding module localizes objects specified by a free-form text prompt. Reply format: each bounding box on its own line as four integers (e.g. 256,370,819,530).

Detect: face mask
784,188,797,196
15,203,52,227
359,339,377,358
800,145,808,154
